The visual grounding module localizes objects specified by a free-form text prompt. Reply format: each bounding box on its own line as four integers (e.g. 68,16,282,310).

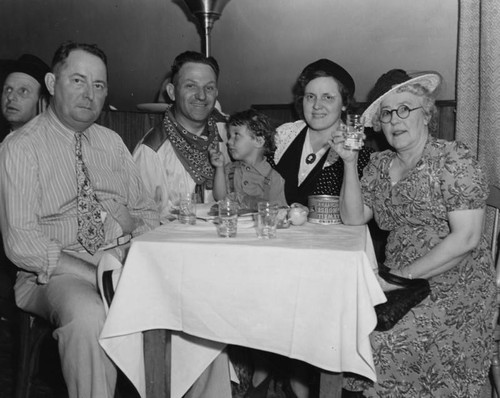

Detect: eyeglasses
379,105,423,123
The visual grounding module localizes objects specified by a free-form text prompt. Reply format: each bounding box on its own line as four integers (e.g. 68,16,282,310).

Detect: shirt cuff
38,239,63,284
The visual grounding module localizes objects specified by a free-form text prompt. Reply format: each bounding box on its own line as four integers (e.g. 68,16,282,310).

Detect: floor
0,314,301,398
0,316,68,398
0,318,15,398
1,302,493,398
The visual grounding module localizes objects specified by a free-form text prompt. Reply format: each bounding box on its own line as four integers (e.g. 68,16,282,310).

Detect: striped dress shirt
0,106,159,284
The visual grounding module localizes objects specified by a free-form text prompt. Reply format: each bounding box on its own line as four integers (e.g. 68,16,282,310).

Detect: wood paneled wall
97,100,456,154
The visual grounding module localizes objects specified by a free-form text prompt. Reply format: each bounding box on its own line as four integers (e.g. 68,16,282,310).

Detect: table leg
144,329,171,398
319,370,342,398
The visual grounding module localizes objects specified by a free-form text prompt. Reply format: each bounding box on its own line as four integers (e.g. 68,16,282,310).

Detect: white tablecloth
99,221,386,398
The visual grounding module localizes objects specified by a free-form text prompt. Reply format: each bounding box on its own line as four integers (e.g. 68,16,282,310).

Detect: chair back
487,185,500,271
97,253,123,313
487,187,500,396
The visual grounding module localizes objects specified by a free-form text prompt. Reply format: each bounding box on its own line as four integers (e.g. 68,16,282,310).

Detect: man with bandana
133,50,232,398
133,51,228,222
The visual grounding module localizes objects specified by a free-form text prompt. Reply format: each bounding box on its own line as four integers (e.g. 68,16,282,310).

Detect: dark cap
1,54,50,87
366,69,410,105
299,58,355,96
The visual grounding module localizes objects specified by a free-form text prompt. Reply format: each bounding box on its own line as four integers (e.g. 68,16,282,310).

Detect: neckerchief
163,104,221,189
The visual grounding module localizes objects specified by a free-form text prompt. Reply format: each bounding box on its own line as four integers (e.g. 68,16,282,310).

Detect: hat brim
361,73,441,128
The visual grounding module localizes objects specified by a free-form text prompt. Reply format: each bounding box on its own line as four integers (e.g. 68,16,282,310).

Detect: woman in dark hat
333,69,495,397
242,60,374,398
273,58,373,207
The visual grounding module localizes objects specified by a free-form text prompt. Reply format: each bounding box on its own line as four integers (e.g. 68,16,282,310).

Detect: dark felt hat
362,69,441,127
1,54,50,87
300,58,355,96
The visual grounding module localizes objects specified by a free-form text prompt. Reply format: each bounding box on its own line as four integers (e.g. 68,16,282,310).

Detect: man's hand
109,201,139,234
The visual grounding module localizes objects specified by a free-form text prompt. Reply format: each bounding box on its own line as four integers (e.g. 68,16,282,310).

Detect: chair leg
492,339,500,398
15,311,31,398
15,311,53,398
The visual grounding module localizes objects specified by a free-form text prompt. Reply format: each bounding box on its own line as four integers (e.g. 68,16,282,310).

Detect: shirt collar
238,158,272,176
46,105,92,143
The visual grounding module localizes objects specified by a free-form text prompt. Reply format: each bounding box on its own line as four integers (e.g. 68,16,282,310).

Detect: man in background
0,41,159,398
0,53,50,321
1,54,50,137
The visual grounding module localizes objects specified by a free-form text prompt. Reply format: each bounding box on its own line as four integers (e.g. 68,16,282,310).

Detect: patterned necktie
75,132,105,254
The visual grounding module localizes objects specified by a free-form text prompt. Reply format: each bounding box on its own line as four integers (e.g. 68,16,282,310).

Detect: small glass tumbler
217,198,238,238
178,193,196,225
256,201,279,239
343,114,365,151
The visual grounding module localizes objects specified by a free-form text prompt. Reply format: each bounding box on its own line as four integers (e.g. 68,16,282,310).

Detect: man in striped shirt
0,42,159,398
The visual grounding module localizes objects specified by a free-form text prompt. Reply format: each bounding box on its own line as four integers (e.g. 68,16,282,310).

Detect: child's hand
209,148,224,168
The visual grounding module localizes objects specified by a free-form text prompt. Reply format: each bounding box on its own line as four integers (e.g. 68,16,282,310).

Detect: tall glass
178,192,197,225
256,201,279,239
343,114,365,151
217,198,238,237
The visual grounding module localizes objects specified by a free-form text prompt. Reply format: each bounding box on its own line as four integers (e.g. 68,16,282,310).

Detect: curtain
456,0,500,187
457,4,500,397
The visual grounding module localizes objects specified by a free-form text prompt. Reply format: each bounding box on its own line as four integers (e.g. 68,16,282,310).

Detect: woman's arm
394,208,485,280
339,159,373,225
331,130,372,225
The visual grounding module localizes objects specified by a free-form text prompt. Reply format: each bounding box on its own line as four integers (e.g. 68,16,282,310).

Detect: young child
209,109,287,210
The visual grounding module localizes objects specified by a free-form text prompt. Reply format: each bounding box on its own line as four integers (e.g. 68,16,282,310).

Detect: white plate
237,214,256,228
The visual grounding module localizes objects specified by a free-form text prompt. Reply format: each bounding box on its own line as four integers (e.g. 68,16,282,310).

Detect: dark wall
0,0,458,114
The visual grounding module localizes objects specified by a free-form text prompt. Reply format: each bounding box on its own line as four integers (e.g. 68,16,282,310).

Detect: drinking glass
178,193,196,225
256,201,279,239
217,198,238,237
343,114,365,151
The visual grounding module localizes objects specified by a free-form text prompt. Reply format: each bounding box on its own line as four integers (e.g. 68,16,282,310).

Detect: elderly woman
333,69,496,397
274,58,373,206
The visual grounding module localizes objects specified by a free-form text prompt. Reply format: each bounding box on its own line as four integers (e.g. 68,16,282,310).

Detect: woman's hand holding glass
329,123,365,163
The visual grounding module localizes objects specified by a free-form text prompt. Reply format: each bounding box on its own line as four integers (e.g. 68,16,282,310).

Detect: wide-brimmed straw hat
361,69,441,127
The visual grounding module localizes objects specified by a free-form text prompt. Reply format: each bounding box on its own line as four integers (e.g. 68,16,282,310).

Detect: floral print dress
347,136,496,397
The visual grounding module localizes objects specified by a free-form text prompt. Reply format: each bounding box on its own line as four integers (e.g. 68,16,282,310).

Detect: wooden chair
487,184,500,397
1,233,64,398
16,311,58,398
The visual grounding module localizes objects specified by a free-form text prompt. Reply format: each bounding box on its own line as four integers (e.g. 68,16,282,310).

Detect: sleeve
357,146,374,179
269,171,288,207
273,121,305,164
133,143,171,221
360,153,381,210
0,140,61,284
121,143,160,234
440,141,489,212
